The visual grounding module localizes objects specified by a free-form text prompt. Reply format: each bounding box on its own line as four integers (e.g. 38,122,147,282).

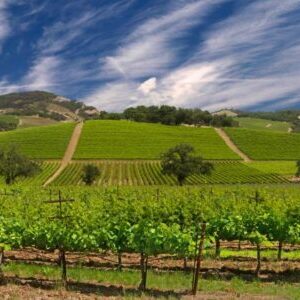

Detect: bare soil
214,128,252,162
43,121,83,186
0,280,287,299
4,248,300,283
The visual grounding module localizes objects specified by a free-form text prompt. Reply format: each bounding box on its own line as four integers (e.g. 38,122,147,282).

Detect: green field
0,122,75,159
247,161,297,176
0,162,59,186
51,161,287,186
225,128,300,160
236,117,290,132
74,120,239,160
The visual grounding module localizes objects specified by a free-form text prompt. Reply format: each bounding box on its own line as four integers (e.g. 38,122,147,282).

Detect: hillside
236,117,291,132
225,128,300,160
0,91,99,122
74,120,240,160
0,122,75,159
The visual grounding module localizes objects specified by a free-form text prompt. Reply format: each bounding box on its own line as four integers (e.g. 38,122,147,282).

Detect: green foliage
0,123,75,159
0,115,19,131
52,161,288,186
161,144,213,185
81,164,100,185
0,146,40,184
0,185,299,293
75,120,239,159
100,105,238,127
225,128,300,160
0,186,299,256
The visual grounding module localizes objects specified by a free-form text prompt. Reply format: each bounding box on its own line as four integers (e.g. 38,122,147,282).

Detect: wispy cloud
86,0,300,111
1,0,300,111
0,0,11,51
86,0,227,109
4,0,135,95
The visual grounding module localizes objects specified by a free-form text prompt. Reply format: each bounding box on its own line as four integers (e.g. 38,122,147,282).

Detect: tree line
99,105,238,127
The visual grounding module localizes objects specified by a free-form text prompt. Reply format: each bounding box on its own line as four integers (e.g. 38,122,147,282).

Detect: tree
161,144,213,186
81,164,100,185
0,145,40,185
295,160,300,177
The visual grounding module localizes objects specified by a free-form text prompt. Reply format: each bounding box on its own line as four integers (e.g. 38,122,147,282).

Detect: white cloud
87,0,300,112
138,77,157,95
85,0,228,110
22,56,62,90
99,0,225,80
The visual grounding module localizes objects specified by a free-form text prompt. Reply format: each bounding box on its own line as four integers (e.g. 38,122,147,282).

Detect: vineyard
248,161,297,176
51,161,289,186
225,128,300,160
0,162,59,186
0,186,299,297
0,122,75,159
74,120,240,160
236,117,290,132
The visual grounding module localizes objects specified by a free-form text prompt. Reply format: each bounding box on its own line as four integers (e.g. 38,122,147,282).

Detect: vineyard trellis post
192,222,206,295
44,190,75,288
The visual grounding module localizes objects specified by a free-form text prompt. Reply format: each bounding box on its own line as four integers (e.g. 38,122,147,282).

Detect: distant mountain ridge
0,91,99,121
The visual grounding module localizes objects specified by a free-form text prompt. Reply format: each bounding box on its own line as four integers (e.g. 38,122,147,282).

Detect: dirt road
43,122,83,186
215,127,252,162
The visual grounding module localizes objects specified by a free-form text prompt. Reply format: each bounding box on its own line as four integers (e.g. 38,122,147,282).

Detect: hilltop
0,91,99,122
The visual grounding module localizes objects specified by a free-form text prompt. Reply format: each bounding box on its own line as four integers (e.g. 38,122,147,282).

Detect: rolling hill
225,128,300,160
0,122,75,159
74,120,240,160
236,117,291,132
0,91,99,122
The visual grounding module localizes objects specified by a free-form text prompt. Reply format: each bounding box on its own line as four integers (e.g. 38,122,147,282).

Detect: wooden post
118,252,122,270
60,247,67,287
44,190,74,288
215,237,221,258
277,240,283,261
255,243,261,277
139,252,148,291
192,222,206,295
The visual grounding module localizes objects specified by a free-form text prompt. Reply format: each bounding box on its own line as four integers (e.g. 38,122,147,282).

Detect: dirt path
43,122,83,186
215,128,252,162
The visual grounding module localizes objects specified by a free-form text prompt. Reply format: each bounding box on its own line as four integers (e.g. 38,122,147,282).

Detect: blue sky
0,0,300,112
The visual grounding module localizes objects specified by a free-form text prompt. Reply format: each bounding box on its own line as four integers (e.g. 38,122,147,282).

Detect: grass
51,161,288,186
205,248,300,260
225,128,300,160
3,262,300,298
74,120,240,160
247,161,297,176
0,122,75,159
0,162,59,186
236,117,291,132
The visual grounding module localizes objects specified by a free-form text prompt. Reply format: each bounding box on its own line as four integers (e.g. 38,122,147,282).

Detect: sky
0,0,300,112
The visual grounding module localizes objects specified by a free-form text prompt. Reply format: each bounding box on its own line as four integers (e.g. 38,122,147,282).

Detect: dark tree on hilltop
82,164,100,185
0,145,40,185
296,161,300,177
161,144,214,186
